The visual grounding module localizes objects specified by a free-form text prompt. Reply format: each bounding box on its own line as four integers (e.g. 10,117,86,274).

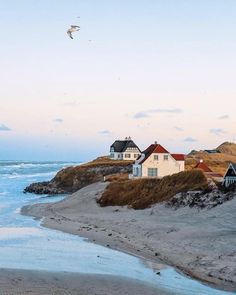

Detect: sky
0,0,236,161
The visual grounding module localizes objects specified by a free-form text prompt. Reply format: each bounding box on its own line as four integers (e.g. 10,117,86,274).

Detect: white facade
110,147,141,161
132,146,185,178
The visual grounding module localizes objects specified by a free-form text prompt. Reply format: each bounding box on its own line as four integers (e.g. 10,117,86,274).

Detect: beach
0,269,167,295
22,182,236,292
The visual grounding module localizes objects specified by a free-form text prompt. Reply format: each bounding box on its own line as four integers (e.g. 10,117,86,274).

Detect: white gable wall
110,148,141,161
141,153,184,178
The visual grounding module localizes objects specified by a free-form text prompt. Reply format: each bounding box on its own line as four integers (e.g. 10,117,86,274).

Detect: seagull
67,25,80,39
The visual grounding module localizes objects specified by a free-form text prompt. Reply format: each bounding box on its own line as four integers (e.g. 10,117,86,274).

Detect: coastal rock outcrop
166,189,236,210
24,157,132,195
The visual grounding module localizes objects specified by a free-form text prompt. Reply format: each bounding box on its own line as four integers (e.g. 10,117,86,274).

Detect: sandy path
22,182,236,291
0,268,168,295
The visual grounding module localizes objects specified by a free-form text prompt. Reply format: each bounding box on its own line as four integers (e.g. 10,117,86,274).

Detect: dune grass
98,170,208,209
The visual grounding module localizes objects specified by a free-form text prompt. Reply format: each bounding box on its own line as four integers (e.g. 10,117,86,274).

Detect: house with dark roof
110,137,141,161
223,163,236,187
132,142,185,178
193,160,223,182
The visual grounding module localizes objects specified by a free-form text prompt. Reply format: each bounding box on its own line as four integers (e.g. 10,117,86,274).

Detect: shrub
98,169,208,209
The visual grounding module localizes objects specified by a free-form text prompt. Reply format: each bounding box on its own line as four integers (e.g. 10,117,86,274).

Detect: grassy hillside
185,142,236,174
98,170,208,209
25,157,133,194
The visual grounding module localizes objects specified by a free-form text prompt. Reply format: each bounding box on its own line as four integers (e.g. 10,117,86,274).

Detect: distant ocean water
0,160,233,295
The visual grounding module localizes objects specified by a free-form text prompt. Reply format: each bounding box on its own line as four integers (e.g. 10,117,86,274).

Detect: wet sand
0,268,169,295
22,182,236,292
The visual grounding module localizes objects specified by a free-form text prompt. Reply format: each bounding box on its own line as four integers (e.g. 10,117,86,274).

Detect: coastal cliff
24,157,132,194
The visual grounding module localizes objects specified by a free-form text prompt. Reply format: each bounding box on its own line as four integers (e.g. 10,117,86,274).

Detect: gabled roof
138,144,184,164
171,154,185,161
194,162,213,173
139,144,167,164
223,163,236,178
110,139,140,153
232,164,236,172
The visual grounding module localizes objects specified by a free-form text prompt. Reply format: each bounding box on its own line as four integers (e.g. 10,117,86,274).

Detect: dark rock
24,161,132,195
166,190,236,210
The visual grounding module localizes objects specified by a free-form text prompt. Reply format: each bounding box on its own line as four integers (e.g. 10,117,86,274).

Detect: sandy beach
22,182,236,292
0,268,168,295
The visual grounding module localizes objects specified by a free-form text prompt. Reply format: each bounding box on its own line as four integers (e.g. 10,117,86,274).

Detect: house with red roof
132,142,185,178
193,160,223,182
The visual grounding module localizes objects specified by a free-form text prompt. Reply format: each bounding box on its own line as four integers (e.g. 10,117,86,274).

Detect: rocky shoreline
24,159,132,194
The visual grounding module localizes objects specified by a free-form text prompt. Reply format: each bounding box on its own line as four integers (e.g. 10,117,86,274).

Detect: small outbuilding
193,160,223,182
223,163,236,187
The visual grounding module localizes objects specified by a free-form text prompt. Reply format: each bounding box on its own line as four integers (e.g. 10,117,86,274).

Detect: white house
223,163,236,187
110,137,141,161
132,142,185,178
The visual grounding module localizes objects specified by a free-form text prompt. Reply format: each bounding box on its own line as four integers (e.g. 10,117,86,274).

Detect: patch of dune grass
98,170,208,209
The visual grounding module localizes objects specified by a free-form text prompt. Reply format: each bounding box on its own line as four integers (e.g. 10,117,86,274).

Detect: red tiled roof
153,144,169,154
139,144,169,164
171,154,185,161
206,172,223,178
194,162,213,173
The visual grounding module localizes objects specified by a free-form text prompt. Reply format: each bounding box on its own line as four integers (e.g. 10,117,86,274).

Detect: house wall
110,148,140,161
110,152,123,160
122,148,141,161
141,153,184,178
132,163,142,177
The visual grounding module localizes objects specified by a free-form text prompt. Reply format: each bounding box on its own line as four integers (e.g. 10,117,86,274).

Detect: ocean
0,160,233,295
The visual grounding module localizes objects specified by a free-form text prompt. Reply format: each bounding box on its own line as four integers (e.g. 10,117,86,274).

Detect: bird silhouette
67,25,80,39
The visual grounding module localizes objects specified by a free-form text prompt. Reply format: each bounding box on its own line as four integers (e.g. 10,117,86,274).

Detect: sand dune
22,182,236,291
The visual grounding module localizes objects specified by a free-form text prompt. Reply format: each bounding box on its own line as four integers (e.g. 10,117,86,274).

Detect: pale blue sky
0,0,236,160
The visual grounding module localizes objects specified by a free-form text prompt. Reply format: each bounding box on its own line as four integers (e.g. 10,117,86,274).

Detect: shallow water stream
0,161,234,294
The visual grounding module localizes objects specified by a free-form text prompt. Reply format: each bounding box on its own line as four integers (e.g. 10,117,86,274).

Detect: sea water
0,160,234,295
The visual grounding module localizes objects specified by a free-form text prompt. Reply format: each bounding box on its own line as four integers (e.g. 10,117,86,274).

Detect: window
125,153,131,158
148,168,157,177
134,154,139,158
154,155,158,160
164,155,168,161
110,153,114,158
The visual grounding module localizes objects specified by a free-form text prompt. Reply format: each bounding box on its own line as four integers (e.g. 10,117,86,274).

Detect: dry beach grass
99,170,208,209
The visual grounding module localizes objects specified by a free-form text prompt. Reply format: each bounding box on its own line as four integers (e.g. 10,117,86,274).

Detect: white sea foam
13,208,21,214
0,192,8,196
0,227,43,240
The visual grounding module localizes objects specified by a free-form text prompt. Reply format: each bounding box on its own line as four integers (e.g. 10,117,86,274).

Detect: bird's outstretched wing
71,25,80,30
67,30,73,39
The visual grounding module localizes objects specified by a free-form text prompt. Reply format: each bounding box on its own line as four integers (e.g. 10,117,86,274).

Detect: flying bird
67,25,80,39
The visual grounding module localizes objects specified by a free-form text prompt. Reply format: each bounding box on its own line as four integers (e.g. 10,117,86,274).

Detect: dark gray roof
224,163,236,178
110,140,140,153
232,164,236,172
204,149,221,154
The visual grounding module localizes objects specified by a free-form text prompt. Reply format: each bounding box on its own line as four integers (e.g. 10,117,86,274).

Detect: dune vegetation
185,142,236,174
98,169,208,209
